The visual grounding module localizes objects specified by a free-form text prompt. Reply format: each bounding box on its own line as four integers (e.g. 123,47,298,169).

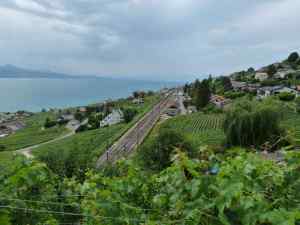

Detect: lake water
0,78,175,112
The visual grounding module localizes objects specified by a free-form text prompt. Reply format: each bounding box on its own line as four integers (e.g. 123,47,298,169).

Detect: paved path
96,91,175,168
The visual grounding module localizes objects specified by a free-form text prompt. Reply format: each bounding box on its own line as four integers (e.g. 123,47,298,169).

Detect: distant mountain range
0,64,94,79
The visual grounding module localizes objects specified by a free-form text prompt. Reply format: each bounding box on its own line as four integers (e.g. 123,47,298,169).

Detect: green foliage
202,103,223,114
35,124,126,179
74,111,84,122
0,156,59,225
224,90,246,99
123,108,138,123
296,97,300,113
0,112,68,151
88,113,102,129
0,144,6,151
193,79,211,110
74,150,300,225
266,64,277,76
260,79,282,86
278,92,295,101
287,52,299,63
224,99,283,147
160,112,225,147
44,117,57,128
138,127,195,171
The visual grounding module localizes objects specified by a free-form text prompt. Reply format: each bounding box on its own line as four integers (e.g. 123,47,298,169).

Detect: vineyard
163,112,225,146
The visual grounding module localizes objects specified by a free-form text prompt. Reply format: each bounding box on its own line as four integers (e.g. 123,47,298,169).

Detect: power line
0,197,80,208
0,205,147,223
0,196,159,212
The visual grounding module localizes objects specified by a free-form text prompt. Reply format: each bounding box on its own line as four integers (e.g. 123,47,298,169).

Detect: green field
33,123,127,164
163,113,225,146
0,112,68,151
32,95,160,162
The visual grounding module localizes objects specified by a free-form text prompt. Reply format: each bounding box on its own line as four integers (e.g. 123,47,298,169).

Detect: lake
0,78,175,112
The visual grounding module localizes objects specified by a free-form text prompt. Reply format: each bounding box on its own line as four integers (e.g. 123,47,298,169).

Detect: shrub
44,117,57,128
123,108,138,123
278,92,295,101
0,144,6,151
138,127,195,171
224,100,282,147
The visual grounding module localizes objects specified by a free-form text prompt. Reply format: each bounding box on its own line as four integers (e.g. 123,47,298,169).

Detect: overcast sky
0,0,299,81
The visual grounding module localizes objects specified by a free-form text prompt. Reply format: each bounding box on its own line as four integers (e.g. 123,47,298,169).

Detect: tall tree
194,79,211,110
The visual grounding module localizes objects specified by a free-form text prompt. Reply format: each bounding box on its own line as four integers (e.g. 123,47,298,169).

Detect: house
255,72,269,81
210,95,231,108
231,80,247,91
257,85,283,99
100,109,124,127
132,98,144,105
274,69,294,79
187,106,197,114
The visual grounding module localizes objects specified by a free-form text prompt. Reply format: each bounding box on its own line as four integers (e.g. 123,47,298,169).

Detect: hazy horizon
0,0,299,81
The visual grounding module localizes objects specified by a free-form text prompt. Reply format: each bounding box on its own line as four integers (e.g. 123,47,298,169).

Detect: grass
32,95,160,163
0,112,68,151
163,112,225,147
138,112,226,154
33,123,127,164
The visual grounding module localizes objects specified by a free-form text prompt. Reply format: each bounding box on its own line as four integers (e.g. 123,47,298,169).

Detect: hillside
0,64,84,79
230,52,300,83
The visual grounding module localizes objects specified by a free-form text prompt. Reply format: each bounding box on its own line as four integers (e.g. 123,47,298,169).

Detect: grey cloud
0,0,299,81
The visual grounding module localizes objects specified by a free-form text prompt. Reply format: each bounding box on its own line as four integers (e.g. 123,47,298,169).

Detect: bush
44,117,57,128
224,100,282,147
0,144,6,151
202,103,223,114
224,91,246,99
278,92,295,101
123,108,138,123
138,127,195,171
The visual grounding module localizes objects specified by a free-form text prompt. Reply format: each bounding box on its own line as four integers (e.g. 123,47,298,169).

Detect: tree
220,76,233,92
266,64,277,77
287,52,299,63
44,117,56,128
138,127,194,171
224,99,282,148
74,111,84,122
0,145,5,152
193,79,211,110
123,108,137,123
247,67,255,73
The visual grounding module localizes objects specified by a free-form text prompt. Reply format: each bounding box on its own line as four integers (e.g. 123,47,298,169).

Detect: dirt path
17,131,75,158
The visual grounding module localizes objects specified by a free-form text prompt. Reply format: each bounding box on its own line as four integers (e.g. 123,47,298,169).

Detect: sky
0,0,299,81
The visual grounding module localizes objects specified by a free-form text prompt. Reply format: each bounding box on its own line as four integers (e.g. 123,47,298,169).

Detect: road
96,91,175,168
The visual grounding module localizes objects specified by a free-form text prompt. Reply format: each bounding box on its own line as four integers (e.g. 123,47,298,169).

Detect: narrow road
96,91,175,168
